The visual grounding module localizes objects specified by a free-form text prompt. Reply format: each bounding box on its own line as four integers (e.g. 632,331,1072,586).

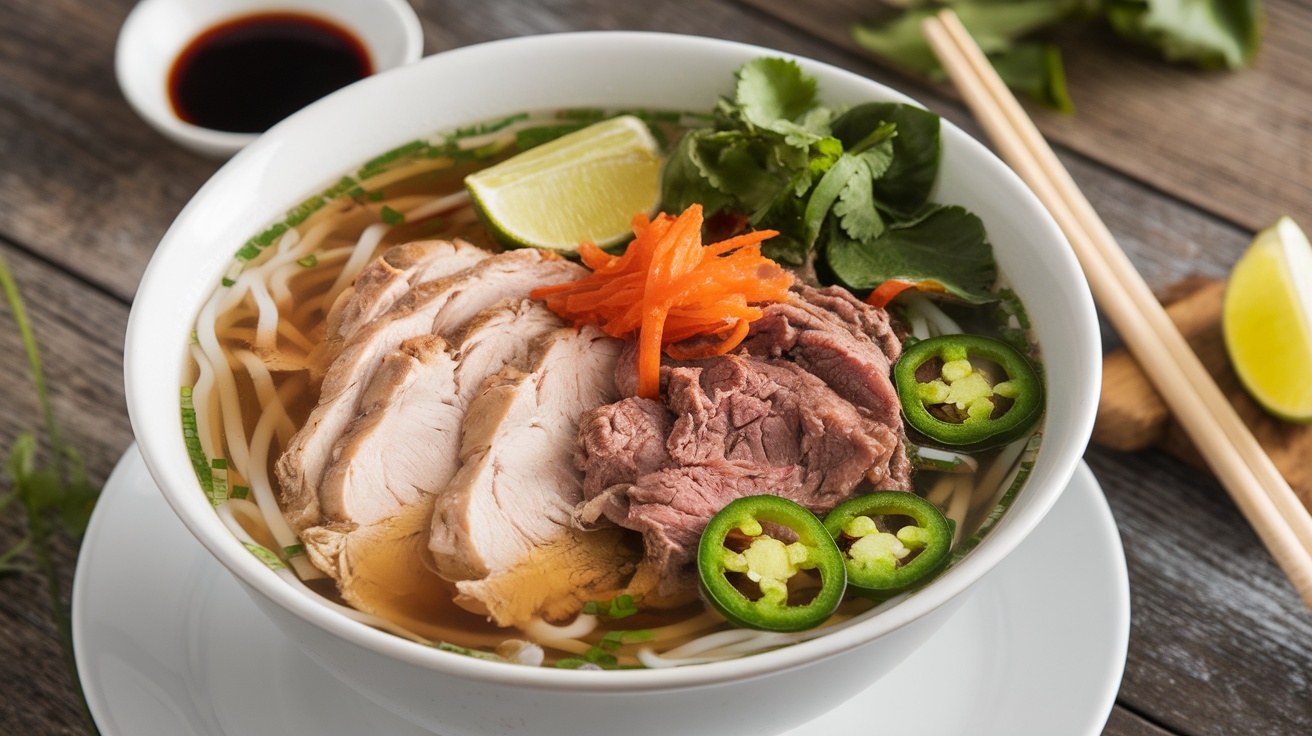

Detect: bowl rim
125,30,1101,692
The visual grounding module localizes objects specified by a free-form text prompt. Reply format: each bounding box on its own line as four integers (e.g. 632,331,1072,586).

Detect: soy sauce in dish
169,13,372,134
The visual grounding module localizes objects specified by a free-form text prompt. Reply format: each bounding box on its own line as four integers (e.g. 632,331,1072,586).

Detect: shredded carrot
865,279,917,308
529,204,793,399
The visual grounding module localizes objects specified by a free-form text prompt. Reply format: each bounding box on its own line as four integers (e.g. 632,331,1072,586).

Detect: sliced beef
429,326,637,626
276,250,585,533
577,354,906,596
739,284,902,429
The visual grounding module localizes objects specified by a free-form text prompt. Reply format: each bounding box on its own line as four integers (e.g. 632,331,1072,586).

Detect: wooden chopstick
921,9,1312,607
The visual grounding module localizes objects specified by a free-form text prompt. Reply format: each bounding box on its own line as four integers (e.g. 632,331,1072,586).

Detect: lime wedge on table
466,115,662,253
1222,217,1312,422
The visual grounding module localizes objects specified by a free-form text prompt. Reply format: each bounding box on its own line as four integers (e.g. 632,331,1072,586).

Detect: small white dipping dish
125,31,1101,736
115,0,423,158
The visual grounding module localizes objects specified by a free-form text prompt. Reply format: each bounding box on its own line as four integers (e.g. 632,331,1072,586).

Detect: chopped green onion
358,140,429,178
433,641,505,662
242,542,287,570
221,277,235,287
515,125,586,150
230,485,249,500
380,206,405,225
180,387,213,499
285,195,327,226
252,223,287,248
296,255,318,268
367,191,385,202
953,433,1042,562
582,593,638,619
209,458,229,506
283,543,306,558
451,112,529,140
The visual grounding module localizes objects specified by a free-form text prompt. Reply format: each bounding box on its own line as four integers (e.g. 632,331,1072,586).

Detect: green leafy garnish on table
0,254,102,735
852,0,1263,112
661,57,996,302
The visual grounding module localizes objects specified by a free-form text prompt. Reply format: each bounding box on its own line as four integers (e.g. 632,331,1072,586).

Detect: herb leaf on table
852,0,1262,112
661,57,997,303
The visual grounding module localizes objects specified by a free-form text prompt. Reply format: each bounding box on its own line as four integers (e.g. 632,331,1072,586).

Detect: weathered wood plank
1103,706,1178,736
2,0,1310,734
0,239,133,736
740,0,1312,235
1088,447,1312,735
0,0,218,303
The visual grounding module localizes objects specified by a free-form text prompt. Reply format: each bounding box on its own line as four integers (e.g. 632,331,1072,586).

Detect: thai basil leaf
824,205,997,303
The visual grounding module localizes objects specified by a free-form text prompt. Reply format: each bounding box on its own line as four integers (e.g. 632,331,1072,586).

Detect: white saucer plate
73,447,1128,736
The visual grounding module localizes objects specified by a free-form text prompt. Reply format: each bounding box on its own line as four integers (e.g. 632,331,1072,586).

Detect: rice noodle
945,474,973,547
188,343,219,464
969,436,1030,515
523,615,599,641
326,222,390,304
916,445,979,473
406,189,472,222
230,351,319,578
194,288,253,478
637,613,862,668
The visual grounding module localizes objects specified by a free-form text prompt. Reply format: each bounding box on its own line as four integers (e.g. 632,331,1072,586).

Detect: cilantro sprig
0,253,101,735
661,58,997,303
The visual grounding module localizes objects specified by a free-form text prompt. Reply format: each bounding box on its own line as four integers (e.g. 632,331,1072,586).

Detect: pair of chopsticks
921,10,1312,608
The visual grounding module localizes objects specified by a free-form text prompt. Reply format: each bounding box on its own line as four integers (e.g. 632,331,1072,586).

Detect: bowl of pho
124,31,1100,736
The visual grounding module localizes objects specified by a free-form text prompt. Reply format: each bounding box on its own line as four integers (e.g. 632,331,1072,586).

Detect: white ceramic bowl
115,0,423,158
125,32,1100,736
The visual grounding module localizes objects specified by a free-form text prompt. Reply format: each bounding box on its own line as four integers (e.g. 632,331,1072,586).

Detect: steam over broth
183,108,1042,667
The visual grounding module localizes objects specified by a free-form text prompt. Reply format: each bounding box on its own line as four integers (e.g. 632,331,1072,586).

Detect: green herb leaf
0,537,33,574
824,205,997,303
734,58,819,136
1106,0,1261,69
989,42,1074,114
803,153,863,247
831,103,941,217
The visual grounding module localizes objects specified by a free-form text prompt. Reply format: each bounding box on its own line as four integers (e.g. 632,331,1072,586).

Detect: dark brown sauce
169,12,372,134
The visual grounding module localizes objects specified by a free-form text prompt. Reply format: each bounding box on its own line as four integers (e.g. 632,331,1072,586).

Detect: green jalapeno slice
823,491,952,594
697,496,847,632
894,334,1043,450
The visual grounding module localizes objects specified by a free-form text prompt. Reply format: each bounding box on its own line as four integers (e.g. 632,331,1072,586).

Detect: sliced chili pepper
823,491,952,594
697,496,846,632
894,333,1043,450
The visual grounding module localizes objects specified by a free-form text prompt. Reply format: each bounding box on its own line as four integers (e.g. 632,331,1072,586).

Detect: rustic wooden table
3,0,1310,734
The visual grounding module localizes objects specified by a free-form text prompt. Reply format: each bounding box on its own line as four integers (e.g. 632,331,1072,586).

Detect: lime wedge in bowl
1222,216,1312,422
466,115,663,253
